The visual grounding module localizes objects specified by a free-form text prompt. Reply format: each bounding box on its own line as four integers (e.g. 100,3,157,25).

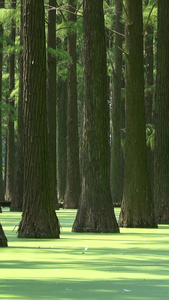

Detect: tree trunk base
18,214,60,239
72,205,119,233
0,223,8,247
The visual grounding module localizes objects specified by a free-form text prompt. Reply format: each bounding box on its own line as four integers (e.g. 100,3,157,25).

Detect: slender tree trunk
5,0,16,202
18,0,60,238
118,0,157,228
57,77,67,203
72,0,119,233
154,0,169,223
145,23,154,195
64,0,81,208
0,223,7,247
0,0,5,211
47,0,59,209
11,0,23,211
111,0,123,204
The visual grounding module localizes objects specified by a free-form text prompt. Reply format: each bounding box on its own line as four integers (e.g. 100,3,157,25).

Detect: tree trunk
0,223,7,247
64,0,81,208
0,0,5,211
118,0,157,228
111,0,123,204
72,0,119,233
145,23,154,195
18,0,60,238
47,0,58,209
5,0,16,202
57,77,67,203
154,0,169,223
11,0,23,211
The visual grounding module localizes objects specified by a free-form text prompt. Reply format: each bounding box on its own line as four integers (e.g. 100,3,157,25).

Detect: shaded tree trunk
111,0,123,204
118,0,157,228
18,0,60,238
64,0,81,208
5,0,16,202
0,223,7,247
145,22,154,195
72,0,119,233
154,0,169,223
57,77,67,203
11,0,23,211
47,0,58,209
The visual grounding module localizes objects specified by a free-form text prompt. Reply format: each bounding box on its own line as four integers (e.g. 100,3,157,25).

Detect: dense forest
0,0,168,247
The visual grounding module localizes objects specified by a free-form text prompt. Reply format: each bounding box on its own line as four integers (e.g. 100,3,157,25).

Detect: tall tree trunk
118,0,157,228
111,0,123,204
11,0,23,211
57,77,67,203
0,0,5,212
18,0,60,238
5,0,16,202
72,0,119,233
145,23,154,195
47,0,58,209
154,0,169,223
0,223,7,247
64,0,81,208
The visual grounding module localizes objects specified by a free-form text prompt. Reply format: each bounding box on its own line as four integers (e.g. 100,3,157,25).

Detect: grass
1,208,169,300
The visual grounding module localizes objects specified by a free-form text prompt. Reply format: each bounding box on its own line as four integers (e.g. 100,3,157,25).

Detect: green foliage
146,123,155,150
47,47,72,63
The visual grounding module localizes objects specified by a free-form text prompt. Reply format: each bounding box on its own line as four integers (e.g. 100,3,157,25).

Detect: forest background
0,0,169,246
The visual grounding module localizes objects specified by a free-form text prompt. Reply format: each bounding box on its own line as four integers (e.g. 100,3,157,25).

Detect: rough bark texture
64,0,81,208
0,0,5,209
18,0,60,238
72,0,119,233
118,0,157,228
5,0,16,202
47,0,58,209
154,0,169,223
11,0,23,211
57,78,67,203
111,0,123,204
0,223,7,247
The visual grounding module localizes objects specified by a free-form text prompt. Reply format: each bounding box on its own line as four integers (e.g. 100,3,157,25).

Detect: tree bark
111,0,123,204
0,223,7,247
11,0,23,211
57,77,67,203
118,0,157,228
154,0,169,223
72,0,119,233
18,0,60,238
64,0,81,208
145,22,154,195
5,0,16,203
47,0,58,209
